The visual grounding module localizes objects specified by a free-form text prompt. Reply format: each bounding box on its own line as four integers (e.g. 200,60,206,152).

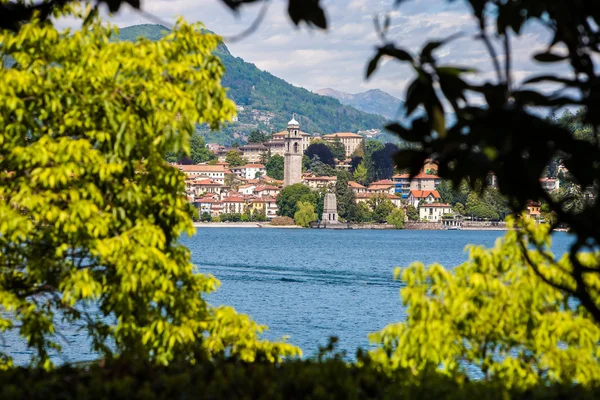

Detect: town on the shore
176,117,578,228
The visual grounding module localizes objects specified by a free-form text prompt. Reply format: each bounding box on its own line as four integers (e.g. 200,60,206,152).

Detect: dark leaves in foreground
368,0,600,322
0,0,327,31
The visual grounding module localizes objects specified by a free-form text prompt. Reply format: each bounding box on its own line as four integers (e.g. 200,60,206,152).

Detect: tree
406,205,419,221
436,180,454,205
386,208,405,229
225,150,247,167
305,143,335,167
372,142,399,180
265,154,284,180
370,222,600,388
200,212,212,222
355,202,372,223
329,137,346,161
364,140,384,183
308,155,336,177
247,130,270,144
276,184,315,218
294,201,317,227
368,194,396,223
335,170,358,222
190,134,215,164
0,13,299,369
353,162,368,185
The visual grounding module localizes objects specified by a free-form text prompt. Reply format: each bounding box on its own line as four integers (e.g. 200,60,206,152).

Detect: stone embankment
193,222,302,228
404,221,508,230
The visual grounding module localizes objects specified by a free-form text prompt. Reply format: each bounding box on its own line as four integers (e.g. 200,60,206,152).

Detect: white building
419,203,453,222
407,190,441,208
540,177,560,192
230,164,266,180
179,164,226,184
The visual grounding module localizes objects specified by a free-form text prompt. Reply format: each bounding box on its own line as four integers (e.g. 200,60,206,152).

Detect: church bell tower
283,115,303,186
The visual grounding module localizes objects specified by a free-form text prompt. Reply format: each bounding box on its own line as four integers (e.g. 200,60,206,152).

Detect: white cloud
54,0,556,100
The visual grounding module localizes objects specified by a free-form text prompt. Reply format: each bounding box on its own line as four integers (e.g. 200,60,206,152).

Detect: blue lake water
3,229,573,364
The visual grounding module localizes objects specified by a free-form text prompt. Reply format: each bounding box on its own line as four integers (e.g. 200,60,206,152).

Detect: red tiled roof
189,179,222,186
179,165,225,172
348,181,366,188
371,179,394,185
413,172,440,179
222,197,246,203
243,164,266,168
305,176,337,181
424,203,451,208
356,193,400,200
323,132,363,138
255,185,280,191
410,190,441,199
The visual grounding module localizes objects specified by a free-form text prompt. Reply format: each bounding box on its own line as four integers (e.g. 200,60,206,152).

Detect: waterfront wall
404,221,443,230
462,221,507,230
403,221,508,230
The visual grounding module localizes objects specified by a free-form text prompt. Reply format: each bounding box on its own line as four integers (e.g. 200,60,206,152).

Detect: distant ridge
117,25,387,141
315,88,405,121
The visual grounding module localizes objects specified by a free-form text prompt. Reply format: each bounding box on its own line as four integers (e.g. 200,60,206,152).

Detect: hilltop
117,25,388,144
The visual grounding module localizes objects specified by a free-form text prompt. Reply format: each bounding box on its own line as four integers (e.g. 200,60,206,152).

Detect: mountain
315,88,404,121
117,25,387,143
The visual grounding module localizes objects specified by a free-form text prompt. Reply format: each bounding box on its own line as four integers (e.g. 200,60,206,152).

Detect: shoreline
193,222,302,229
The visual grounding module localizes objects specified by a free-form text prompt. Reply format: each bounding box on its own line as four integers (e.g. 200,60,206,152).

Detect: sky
98,0,557,100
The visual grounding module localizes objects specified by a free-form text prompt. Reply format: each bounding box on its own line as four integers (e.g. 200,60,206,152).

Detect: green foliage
367,194,396,223
465,193,500,220
353,162,368,185
355,202,373,223
294,201,317,227
386,208,405,229
220,213,242,222
308,156,336,177
335,171,359,222
265,154,284,180
189,134,215,164
305,143,335,167
200,212,212,222
6,356,600,400
363,140,384,183
371,220,600,388
329,137,346,160
437,180,454,205
0,11,299,369
406,205,419,221
225,150,247,167
276,184,315,218
247,130,271,143
369,0,600,320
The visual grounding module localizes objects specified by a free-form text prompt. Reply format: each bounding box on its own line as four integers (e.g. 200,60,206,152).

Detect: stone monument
322,192,339,224
283,115,303,186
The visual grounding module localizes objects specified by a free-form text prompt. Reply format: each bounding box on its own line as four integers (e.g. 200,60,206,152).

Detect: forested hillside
117,25,387,141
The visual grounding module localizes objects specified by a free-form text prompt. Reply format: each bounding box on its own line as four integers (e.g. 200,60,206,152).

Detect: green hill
117,25,387,142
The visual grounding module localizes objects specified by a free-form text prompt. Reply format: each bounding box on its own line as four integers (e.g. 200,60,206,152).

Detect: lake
186,228,573,357
3,228,573,364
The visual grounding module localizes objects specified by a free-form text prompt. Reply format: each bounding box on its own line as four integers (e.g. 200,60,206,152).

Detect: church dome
287,116,299,126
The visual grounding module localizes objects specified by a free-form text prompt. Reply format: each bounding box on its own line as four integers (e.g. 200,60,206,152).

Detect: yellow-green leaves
370,224,600,388
0,11,297,369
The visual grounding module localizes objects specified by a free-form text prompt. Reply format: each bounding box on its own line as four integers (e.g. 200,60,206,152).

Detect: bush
386,208,405,229
200,212,212,222
270,216,295,226
1,358,599,400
